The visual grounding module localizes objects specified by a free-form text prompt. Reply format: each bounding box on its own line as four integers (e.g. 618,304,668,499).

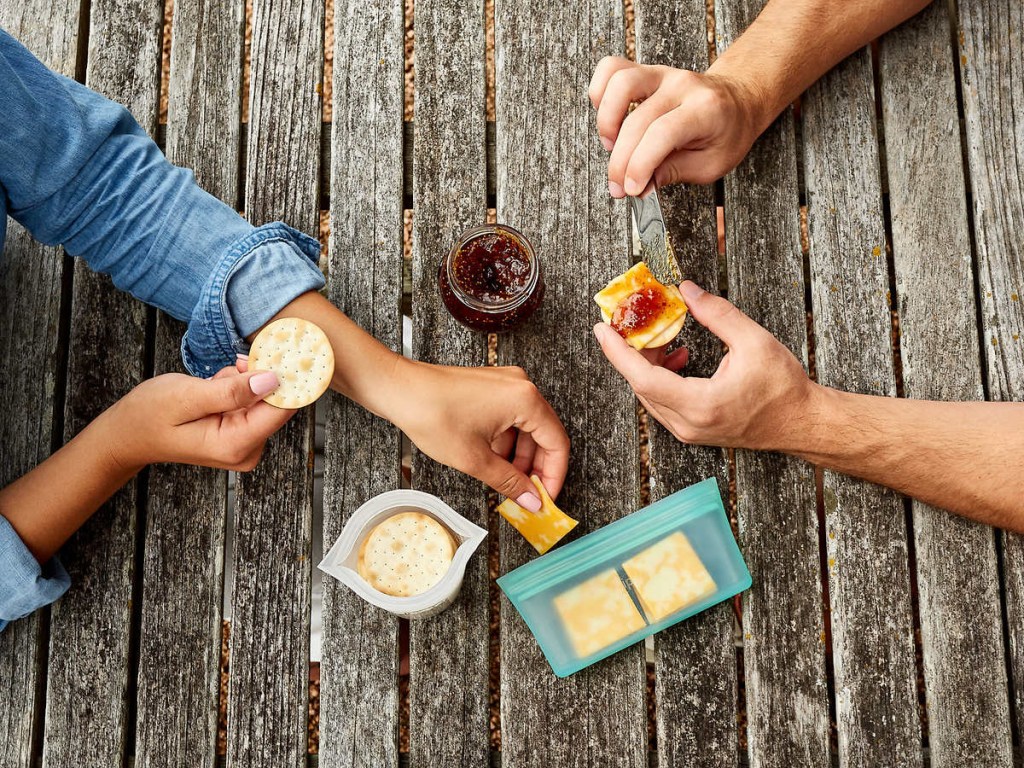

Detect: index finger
241,399,296,441
515,393,570,499
588,56,635,109
594,322,704,402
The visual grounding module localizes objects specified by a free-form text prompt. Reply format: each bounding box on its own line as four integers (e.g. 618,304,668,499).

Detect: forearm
709,0,931,135
786,385,1024,529
0,409,137,563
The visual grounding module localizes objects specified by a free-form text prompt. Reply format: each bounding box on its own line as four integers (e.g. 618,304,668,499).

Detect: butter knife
629,183,682,286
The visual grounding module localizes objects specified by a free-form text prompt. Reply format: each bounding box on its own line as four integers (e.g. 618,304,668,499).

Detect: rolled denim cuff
0,515,71,631
181,222,325,378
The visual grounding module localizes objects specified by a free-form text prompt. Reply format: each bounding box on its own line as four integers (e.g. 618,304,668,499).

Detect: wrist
705,59,775,141
358,354,431,430
84,401,147,478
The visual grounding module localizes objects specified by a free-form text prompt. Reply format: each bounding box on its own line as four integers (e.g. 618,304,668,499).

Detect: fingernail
608,180,624,198
680,281,705,304
624,176,642,196
249,371,279,396
236,353,249,361
516,492,542,513
593,323,610,343
600,135,614,151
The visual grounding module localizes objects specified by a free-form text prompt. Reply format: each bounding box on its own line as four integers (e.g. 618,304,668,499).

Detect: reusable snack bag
498,478,750,677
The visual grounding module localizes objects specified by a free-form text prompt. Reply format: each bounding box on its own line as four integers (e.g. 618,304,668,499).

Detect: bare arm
589,0,932,191
595,283,1024,529
252,291,570,509
790,390,1024,528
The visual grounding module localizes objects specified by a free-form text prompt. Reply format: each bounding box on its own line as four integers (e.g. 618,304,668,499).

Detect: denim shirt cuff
0,515,70,628
181,222,326,378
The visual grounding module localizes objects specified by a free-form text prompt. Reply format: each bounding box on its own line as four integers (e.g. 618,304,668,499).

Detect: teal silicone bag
497,478,751,677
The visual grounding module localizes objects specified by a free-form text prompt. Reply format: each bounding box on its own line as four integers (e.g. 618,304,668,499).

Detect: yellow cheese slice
496,475,577,555
622,531,717,622
553,569,647,658
593,262,688,350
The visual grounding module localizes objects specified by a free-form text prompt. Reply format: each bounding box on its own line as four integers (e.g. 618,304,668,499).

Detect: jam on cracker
439,224,544,333
610,287,668,338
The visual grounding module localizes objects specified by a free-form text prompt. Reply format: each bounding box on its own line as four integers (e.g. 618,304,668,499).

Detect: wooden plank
494,2,647,766
408,1,490,765
38,2,161,766
878,5,1013,766
955,0,1024,746
632,2,735,767
715,2,831,766
319,1,404,766
224,0,322,763
132,0,244,765
0,7,81,767
802,45,920,767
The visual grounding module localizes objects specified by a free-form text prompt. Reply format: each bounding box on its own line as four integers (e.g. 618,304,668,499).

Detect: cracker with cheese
497,475,578,555
553,569,647,658
357,512,457,597
622,531,716,622
593,262,688,350
248,317,335,409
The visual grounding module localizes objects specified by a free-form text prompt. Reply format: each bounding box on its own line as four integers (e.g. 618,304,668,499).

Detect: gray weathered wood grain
319,1,404,766
716,2,831,765
803,45,920,767
495,2,647,765
633,2,735,766
39,1,160,766
956,0,1024,746
879,5,1012,766
225,0,322,764
132,0,244,764
408,1,490,765
0,5,81,765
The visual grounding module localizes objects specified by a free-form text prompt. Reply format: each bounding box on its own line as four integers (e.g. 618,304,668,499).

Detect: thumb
476,452,542,512
179,370,280,421
678,281,758,349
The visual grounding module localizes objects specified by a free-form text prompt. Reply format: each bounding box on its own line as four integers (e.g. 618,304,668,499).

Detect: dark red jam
439,225,544,333
611,287,667,338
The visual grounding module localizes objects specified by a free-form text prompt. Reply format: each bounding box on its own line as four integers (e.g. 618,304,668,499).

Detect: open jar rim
444,224,540,314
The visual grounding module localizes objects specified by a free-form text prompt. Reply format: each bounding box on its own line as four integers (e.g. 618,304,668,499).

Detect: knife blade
628,183,682,286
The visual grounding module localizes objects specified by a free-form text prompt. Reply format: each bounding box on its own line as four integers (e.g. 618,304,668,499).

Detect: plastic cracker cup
319,490,488,619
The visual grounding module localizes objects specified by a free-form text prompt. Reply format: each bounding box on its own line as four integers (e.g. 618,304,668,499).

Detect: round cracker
248,318,335,409
357,512,457,598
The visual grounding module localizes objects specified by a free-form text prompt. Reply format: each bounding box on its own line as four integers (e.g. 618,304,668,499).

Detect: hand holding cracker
109,366,294,471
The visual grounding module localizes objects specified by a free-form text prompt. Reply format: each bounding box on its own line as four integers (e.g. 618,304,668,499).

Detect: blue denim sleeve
0,29,325,378
0,516,70,633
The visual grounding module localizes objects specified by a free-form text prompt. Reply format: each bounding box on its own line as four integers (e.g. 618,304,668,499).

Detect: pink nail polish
249,371,279,396
236,353,249,361
608,180,624,198
600,136,614,151
516,492,542,513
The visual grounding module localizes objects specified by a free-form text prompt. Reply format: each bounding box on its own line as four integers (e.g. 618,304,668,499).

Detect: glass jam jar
438,224,545,333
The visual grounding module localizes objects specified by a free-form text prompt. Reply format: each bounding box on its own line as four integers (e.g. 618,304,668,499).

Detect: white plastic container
318,489,487,619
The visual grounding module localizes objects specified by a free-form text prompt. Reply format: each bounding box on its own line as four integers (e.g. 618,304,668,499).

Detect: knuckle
221,440,253,468
503,365,529,380
494,473,520,497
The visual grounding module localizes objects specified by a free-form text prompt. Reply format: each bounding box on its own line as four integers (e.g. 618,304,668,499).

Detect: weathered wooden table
2,0,1021,765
